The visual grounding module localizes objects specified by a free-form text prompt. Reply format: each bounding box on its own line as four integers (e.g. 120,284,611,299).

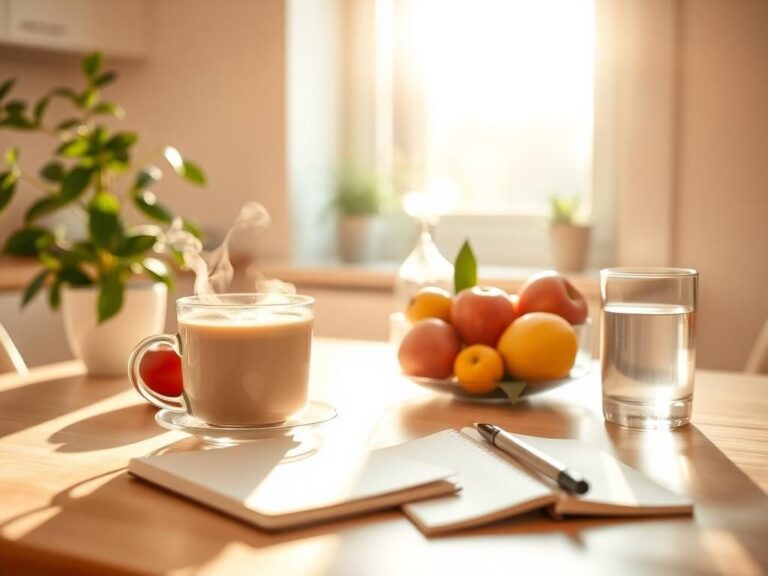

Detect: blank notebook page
385,429,558,534
508,433,693,515
130,436,458,526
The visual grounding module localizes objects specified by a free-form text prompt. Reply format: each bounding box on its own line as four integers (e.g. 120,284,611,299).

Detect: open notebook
381,428,693,535
129,436,458,531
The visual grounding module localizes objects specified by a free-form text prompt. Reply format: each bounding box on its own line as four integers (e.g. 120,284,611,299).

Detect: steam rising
159,202,295,299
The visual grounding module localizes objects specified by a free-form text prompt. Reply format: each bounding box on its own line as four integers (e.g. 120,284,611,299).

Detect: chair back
0,322,27,374
745,319,768,374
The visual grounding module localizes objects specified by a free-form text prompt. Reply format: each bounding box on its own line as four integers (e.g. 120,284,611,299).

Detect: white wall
0,0,289,258
1,0,766,371
674,0,768,370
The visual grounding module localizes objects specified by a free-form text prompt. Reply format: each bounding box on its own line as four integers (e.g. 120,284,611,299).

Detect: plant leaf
454,240,477,294
115,234,157,257
179,160,206,185
0,115,34,129
3,227,54,255
0,78,15,102
133,166,162,191
98,271,124,322
48,278,62,309
60,166,93,200
51,87,80,104
25,196,63,222
56,118,82,131
33,96,50,124
105,132,137,152
0,170,17,212
142,258,174,288
39,161,65,182
5,147,18,167
82,51,103,79
88,192,124,252
4,99,26,114
94,70,117,88
22,269,50,306
91,101,123,117
57,137,90,158
132,190,172,223
497,381,527,403
57,266,93,285
163,147,206,185
78,88,98,110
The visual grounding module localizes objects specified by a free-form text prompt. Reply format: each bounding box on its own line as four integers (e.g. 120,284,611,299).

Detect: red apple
139,349,183,398
516,271,588,325
451,286,518,346
398,318,462,379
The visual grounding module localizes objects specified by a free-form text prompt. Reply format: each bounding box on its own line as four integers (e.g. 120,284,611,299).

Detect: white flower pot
337,215,379,263
549,223,592,273
61,282,167,376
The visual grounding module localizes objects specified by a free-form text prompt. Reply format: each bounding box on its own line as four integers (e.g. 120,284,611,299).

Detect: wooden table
0,339,766,575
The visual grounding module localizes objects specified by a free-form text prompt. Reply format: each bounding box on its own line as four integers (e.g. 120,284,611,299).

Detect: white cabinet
0,0,149,59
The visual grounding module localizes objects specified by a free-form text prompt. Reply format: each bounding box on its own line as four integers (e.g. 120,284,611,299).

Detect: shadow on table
7,421,768,574
599,421,768,570
372,393,598,447
47,404,159,452
0,372,125,440
4,462,667,576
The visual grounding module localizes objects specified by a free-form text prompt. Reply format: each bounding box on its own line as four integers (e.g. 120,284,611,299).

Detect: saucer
155,400,338,445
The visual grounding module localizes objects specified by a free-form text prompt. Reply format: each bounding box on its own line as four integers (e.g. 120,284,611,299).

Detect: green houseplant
0,51,206,374
548,195,591,272
330,166,382,262
0,51,205,321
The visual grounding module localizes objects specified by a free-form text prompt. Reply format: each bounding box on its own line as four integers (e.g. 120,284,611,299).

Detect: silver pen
475,423,590,495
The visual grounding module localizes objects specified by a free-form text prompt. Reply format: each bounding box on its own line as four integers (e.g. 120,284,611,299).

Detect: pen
475,423,590,495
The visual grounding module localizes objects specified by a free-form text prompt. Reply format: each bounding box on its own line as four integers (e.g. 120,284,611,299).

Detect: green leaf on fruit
454,239,477,294
497,381,527,403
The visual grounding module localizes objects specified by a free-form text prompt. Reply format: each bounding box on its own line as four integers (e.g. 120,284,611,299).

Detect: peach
517,272,588,325
398,318,461,379
451,286,518,346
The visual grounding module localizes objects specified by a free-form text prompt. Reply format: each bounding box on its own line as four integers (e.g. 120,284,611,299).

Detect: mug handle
127,333,187,412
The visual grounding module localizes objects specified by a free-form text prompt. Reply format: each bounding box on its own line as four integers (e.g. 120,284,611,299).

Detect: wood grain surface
0,339,765,575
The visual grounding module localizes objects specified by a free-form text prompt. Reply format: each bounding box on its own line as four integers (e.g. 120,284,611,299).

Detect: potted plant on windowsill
0,51,206,375
548,195,591,273
330,166,382,263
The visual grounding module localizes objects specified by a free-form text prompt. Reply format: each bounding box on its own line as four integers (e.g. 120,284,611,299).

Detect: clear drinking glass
600,268,698,429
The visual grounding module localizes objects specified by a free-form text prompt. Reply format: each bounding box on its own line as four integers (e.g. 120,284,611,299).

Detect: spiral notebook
129,436,458,531
381,428,693,535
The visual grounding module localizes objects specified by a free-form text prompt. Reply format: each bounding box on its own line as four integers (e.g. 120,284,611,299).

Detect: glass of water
600,268,698,429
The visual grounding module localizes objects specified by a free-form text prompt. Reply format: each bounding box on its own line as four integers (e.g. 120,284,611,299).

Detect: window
396,0,594,215
382,0,602,267
288,0,610,268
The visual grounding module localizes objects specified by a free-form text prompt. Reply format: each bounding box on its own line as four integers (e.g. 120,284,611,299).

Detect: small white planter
338,215,378,263
549,223,592,273
61,282,167,376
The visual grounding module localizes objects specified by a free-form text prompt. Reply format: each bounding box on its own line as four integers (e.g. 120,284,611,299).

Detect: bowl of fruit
395,246,591,403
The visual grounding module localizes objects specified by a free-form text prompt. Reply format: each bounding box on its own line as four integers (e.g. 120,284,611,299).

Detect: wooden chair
0,322,27,374
745,319,768,374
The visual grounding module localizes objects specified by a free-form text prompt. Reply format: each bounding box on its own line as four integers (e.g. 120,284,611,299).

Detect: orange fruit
405,287,452,324
496,312,578,381
454,344,504,394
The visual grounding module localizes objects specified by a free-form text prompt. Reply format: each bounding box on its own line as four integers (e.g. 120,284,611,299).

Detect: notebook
381,428,693,535
129,436,458,531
